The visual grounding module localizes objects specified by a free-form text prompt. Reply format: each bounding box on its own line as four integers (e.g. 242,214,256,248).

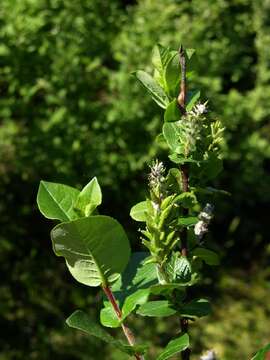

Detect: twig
178,44,191,360
102,286,144,360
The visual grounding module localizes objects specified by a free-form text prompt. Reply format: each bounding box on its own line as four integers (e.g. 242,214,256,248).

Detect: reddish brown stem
178,45,187,114
102,286,144,360
178,45,190,360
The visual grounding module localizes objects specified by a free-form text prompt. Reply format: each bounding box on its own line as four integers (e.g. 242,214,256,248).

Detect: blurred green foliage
0,0,269,359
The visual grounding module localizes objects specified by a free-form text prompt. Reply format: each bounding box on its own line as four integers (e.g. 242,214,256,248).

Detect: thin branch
102,286,144,360
178,44,191,360
178,45,187,114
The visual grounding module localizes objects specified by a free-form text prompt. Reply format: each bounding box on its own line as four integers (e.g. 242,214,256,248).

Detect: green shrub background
0,0,269,359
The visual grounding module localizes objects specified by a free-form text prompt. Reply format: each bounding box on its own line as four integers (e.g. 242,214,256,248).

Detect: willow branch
178,44,191,360
102,286,144,360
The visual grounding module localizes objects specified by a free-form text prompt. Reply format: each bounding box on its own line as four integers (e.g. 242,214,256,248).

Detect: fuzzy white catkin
148,160,165,189
189,101,208,117
194,203,214,239
200,350,217,360
194,220,208,237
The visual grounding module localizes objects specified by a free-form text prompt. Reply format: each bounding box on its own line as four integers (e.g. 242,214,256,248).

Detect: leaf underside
51,216,130,287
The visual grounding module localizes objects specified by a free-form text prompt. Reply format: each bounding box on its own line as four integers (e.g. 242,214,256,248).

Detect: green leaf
66,310,146,356
164,99,180,122
193,248,220,266
100,306,120,328
165,253,192,283
252,343,270,360
149,283,186,296
157,334,189,360
194,186,231,197
168,153,199,165
111,252,158,302
163,122,179,151
122,289,150,318
155,133,167,147
174,192,197,209
37,181,80,222
137,301,176,317
185,48,196,60
166,167,182,193
180,299,211,319
200,155,223,180
101,288,149,328
74,177,102,216
51,216,130,287
164,52,180,96
134,70,169,108
152,44,173,89
179,216,198,227
186,90,200,112
152,44,172,73
130,201,148,222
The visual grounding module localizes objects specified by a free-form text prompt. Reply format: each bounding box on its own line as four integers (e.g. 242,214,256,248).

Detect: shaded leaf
66,310,146,356
164,99,180,122
149,283,186,297
165,52,180,96
157,334,189,360
186,90,200,111
168,153,199,165
174,192,197,208
137,301,176,317
180,299,211,319
111,252,158,304
165,253,192,283
178,216,198,227
193,248,220,266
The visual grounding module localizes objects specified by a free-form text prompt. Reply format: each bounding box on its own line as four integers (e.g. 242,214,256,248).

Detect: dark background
0,0,269,359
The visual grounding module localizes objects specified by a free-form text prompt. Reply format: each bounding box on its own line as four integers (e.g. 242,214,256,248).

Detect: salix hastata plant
36,44,230,360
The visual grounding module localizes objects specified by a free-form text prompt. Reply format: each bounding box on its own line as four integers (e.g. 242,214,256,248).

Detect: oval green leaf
134,70,169,109
186,90,200,111
67,310,147,356
100,306,120,328
37,180,80,222
193,248,220,266
51,216,131,287
74,177,102,216
157,334,189,360
130,201,148,222
180,299,211,319
137,300,176,317
164,99,180,122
